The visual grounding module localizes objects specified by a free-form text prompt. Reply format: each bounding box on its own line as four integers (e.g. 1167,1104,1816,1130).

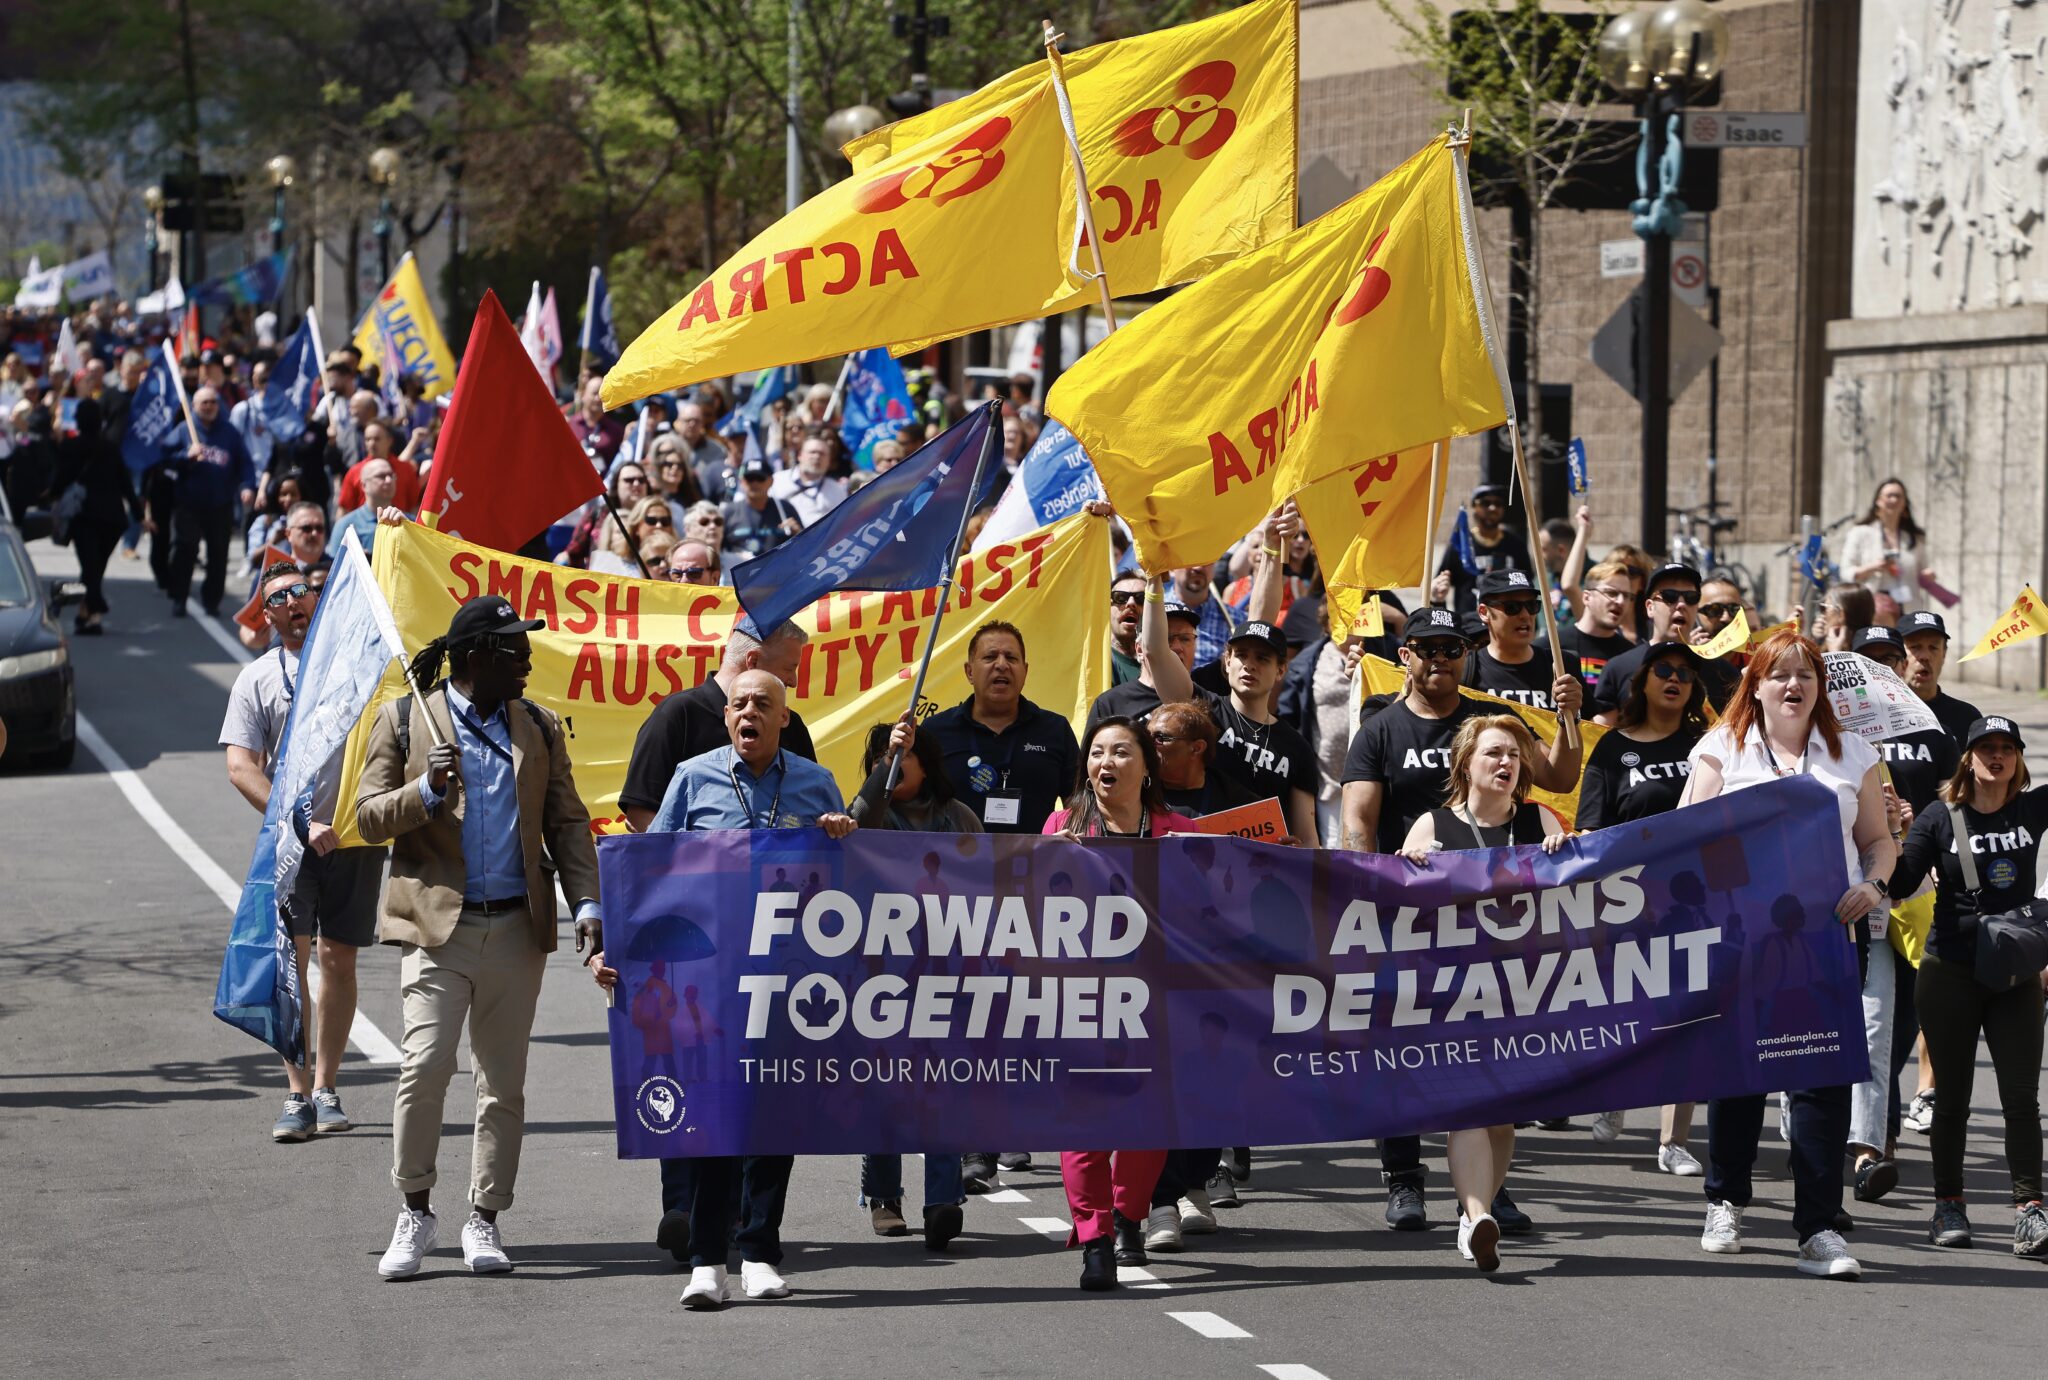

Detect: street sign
1685,111,1808,149
1600,240,1642,278
1599,219,1710,310
1590,289,1723,402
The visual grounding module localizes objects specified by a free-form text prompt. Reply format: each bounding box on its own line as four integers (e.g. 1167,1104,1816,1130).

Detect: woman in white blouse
1839,477,1936,619
1680,628,1898,1281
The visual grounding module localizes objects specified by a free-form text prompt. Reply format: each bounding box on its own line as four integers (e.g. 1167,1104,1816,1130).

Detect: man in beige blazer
355,595,601,1279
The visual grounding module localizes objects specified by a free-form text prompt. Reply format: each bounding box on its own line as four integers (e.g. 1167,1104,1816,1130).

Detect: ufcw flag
1048,136,1509,572
353,253,459,400
846,0,1296,303
604,82,1065,407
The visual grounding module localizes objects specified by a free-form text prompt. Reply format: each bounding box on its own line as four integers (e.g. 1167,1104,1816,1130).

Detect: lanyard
727,750,787,828
276,646,295,702
450,689,515,765
1753,737,1809,781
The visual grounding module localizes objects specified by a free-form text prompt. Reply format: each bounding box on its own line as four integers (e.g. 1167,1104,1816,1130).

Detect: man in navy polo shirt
922,620,1078,836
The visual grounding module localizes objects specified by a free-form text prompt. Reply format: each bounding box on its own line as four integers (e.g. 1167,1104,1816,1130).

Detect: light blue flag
214,529,407,1062
717,365,797,439
969,419,1103,552
260,314,320,445
581,266,622,367
839,348,916,466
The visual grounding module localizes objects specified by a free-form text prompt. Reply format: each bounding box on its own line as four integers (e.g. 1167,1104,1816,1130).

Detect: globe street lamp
368,145,401,282
1597,0,1729,552
265,154,297,239
823,104,886,161
143,184,164,292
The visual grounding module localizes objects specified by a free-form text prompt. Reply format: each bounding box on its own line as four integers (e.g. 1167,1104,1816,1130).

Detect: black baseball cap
1899,610,1949,640
1646,561,1702,592
1163,600,1201,625
1477,568,1540,601
1403,607,1468,644
1852,626,1906,657
1227,620,1287,654
1470,482,1508,503
1964,715,2027,754
448,595,543,645
740,457,775,480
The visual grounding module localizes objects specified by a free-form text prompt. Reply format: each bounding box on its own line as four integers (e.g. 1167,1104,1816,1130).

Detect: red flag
176,305,201,362
234,545,295,635
418,291,603,552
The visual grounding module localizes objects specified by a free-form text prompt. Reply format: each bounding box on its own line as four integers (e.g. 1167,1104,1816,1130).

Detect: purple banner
599,776,1867,1158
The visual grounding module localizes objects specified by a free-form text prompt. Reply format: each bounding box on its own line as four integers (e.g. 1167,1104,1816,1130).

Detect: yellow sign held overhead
352,253,458,400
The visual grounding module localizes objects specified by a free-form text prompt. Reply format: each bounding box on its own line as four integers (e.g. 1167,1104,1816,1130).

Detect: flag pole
1042,20,1119,333
162,341,201,449
600,490,656,581
1421,438,1445,594
882,399,1004,795
581,265,599,364
823,353,856,426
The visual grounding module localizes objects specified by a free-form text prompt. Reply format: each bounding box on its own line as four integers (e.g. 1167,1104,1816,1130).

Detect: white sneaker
1659,1142,1703,1176
1178,1186,1218,1235
1702,1200,1743,1254
461,1211,512,1273
377,1208,438,1278
1457,1213,1500,1270
1796,1229,1861,1279
1145,1202,1184,1252
740,1260,791,1299
1591,1110,1626,1143
680,1265,729,1310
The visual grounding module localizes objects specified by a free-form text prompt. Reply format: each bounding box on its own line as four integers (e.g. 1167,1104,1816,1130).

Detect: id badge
983,791,1023,826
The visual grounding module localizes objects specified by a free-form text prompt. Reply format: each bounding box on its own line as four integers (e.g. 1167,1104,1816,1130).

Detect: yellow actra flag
846,0,1298,301
603,82,1066,407
1297,441,1449,630
1960,584,2048,661
1048,136,1510,572
352,252,458,400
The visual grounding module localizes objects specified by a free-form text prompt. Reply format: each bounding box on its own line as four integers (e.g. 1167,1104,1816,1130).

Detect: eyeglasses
620,475,649,486
1408,640,1467,662
1700,602,1742,619
641,515,674,528
658,459,684,469
1649,661,1696,683
1149,731,1185,746
1487,598,1541,617
290,523,325,535
1587,586,1632,602
1109,590,1145,607
1651,589,1702,606
263,581,312,608
672,565,709,580
1866,653,1906,670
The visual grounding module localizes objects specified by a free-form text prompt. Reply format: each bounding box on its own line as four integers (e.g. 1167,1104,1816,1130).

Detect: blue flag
970,418,1103,552
214,530,403,1063
119,350,182,474
1799,533,1834,588
731,403,1000,638
1566,436,1589,497
188,249,292,307
839,348,916,465
1451,507,1479,575
260,315,321,445
718,365,797,439
581,266,622,368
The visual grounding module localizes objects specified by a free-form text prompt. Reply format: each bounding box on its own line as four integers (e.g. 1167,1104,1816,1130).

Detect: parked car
0,488,80,769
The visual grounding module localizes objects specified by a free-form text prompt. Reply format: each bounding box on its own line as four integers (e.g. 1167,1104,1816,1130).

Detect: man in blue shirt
1170,561,1240,669
599,668,854,1310
167,384,257,617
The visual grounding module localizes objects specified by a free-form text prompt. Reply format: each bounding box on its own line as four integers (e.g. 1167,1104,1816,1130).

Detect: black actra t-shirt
1342,697,1523,853
1876,727,1959,814
1891,786,2048,965
1575,725,1701,830
1926,689,1981,749
1464,644,1557,711
1087,680,1316,806
1555,623,1635,692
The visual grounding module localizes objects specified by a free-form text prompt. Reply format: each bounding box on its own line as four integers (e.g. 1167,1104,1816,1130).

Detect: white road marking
74,711,401,1065
1019,1217,1071,1239
1259,1366,1333,1380
1118,1264,1168,1289
982,1188,1030,1203
195,610,255,664
1167,1311,1252,1340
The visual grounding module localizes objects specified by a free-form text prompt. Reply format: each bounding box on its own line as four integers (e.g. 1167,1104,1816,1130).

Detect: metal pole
1421,438,1445,588
881,401,1004,796
785,0,802,214
1639,86,1673,556
600,489,655,581
1509,421,1577,750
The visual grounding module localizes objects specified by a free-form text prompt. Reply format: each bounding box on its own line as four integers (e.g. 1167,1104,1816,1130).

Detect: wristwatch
1867,876,1890,899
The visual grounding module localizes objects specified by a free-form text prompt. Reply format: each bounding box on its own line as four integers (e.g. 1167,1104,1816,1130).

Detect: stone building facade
1300,0,1859,616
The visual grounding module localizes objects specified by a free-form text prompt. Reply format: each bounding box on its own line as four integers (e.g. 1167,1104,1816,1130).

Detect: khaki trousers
390,904,547,1212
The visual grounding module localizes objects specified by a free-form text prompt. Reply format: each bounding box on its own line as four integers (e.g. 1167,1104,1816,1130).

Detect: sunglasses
1408,640,1467,662
1109,590,1145,607
641,515,674,528
1650,661,1696,683
658,459,684,469
1651,589,1702,606
263,581,312,608
290,523,325,535
672,565,709,580
1149,731,1185,746
1700,602,1742,619
1486,598,1541,617
620,475,649,485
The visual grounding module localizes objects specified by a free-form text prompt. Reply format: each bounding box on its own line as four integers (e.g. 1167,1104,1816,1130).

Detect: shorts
281,844,388,947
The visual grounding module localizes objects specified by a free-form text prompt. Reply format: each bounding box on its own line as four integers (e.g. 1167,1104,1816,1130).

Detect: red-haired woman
1681,629,1898,1279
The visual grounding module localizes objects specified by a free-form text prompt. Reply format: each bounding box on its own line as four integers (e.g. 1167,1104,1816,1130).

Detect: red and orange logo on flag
855,116,1014,211
1113,61,1238,160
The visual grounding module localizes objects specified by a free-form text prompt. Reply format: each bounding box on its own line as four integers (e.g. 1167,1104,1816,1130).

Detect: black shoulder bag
1945,802,2048,990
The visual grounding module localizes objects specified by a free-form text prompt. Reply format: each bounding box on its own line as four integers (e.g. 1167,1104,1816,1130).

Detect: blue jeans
861,1153,965,1209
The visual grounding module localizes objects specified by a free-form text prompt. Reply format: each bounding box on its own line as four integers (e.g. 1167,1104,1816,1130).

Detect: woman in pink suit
1042,716,1197,1291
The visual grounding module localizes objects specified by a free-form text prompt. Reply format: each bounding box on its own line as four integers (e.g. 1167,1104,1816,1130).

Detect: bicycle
1668,505,1757,605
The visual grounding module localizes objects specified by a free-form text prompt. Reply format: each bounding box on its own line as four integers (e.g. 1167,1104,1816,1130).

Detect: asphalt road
6,539,2047,1380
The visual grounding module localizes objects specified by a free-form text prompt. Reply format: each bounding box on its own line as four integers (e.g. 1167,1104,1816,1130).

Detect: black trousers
1917,953,2044,1203
1704,1084,1852,1242
1382,1135,1423,1189
167,501,233,611
145,469,176,589
1150,1148,1224,1209
684,1155,794,1269
71,522,119,615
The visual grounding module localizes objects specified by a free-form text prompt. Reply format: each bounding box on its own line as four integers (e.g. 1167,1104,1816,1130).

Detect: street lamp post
368,146,401,283
265,154,297,241
1597,0,1728,553
143,185,164,291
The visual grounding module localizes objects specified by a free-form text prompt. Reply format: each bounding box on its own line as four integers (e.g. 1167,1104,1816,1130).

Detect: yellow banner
1960,583,2048,662
1299,442,1448,630
1747,617,1794,649
352,253,459,400
1697,607,1751,658
846,0,1297,302
603,82,1068,408
1358,655,1602,828
335,515,1110,844
1048,137,1509,572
